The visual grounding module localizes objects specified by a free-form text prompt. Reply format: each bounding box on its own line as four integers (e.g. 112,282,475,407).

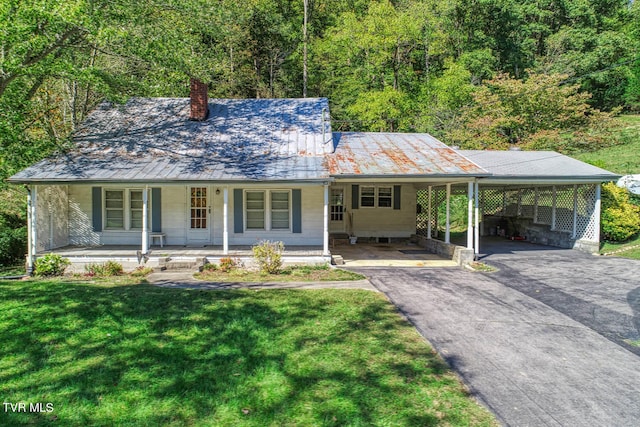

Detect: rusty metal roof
327,132,488,177
10,97,333,183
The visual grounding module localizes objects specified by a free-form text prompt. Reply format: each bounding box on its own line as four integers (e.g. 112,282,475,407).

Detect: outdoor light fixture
215,188,220,195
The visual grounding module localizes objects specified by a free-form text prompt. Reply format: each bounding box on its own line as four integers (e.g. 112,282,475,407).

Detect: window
361,186,375,207
246,191,265,229
104,189,149,230
130,190,143,229
245,190,290,231
360,186,393,208
271,191,290,229
378,186,392,208
105,190,124,229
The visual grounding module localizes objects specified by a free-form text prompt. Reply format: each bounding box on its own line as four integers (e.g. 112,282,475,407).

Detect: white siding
341,183,416,238
65,183,325,247
35,185,69,251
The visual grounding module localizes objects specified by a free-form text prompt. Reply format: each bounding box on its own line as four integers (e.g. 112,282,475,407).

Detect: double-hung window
104,189,148,230
246,191,266,230
245,190,290,231
105,190,125,229
360,186,393,208
271,191,290,229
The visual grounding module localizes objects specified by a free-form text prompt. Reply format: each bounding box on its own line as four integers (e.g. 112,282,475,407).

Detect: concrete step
158,257,205,271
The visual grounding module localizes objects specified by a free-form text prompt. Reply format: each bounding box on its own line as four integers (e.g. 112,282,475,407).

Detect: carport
416,150,620,255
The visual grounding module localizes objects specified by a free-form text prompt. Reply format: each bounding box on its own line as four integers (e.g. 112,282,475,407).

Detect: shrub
85,261,124,277
34,254,70,277
219,257,238,273
0,225,27,266
601,183,640,242
202,262,218,272
252,240,284,274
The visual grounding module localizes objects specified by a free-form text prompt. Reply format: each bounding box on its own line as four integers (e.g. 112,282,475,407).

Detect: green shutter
393,185,401,210
352,185,359,209
292,189,302,233
233,189,243,233
92,187,102,232
151,188,162,232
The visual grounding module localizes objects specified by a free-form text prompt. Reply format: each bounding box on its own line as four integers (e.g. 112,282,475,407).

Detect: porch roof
327,132,489,178
9,97,333,184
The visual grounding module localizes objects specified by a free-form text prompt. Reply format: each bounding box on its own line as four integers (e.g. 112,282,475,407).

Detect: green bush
0,225,27,266
202,262,218,272
130,266,154,277
34,253,70,277
85,261,124,277
601,183,640,242
252,240,284,274
218,257,239,273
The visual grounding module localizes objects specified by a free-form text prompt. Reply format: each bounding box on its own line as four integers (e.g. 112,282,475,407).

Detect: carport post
467,182,473,250
445,183,451,244
474,180,480,257
594,184,602,240
572,185,578,239
427,186,432,239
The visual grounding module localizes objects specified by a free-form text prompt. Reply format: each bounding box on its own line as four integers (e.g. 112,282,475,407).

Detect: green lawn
600,234,640,259
0,279,497,426
574,115,640,175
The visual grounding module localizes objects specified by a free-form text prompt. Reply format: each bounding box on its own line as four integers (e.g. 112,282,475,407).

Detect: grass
196,264,366,283
0,264,26,277
574,115,640,175
0,279,497,426
600,233,640,260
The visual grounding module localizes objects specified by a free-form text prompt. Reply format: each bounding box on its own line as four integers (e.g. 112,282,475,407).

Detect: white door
186,186,211,245
329,187,345,232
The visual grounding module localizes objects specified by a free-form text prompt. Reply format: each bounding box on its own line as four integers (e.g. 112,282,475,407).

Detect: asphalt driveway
353,241,640,426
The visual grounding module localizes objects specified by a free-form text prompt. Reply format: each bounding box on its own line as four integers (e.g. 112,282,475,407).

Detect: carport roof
459,150,620,184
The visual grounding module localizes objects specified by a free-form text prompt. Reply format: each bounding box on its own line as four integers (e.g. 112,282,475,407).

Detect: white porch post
26,187,37,274
594,183,602,243
467,182,474,250
323,183,330,256
551,185,557,230
474,181,480,257
223,187,229,255
445,183,451,244
572,184,578,239
427,186,432,239
141,186,149,255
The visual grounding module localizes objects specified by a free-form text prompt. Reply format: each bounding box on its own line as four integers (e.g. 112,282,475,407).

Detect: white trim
359,185,394,209
467,182,474,250
445,183,451,244
223,187,229,254
323,184,329,256
103,187,150,232
427,186,432,239
141,186,149,254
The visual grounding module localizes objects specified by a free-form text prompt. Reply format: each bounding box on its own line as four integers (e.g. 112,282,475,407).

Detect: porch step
158,257,205,271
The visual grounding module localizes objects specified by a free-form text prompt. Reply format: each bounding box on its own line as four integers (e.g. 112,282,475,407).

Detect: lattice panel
554,185,575,233
504,190,520,217
519,188,536,218
481,189,505,216
534,187,554,225
575,184,598,241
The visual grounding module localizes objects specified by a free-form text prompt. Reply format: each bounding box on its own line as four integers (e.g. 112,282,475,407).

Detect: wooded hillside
1,2,639,233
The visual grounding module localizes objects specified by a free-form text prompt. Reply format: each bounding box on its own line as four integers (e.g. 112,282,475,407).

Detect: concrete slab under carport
331,242,458,267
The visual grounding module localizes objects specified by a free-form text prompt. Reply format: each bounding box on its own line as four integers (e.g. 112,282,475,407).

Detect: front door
186,186,211,245
329,187,345,232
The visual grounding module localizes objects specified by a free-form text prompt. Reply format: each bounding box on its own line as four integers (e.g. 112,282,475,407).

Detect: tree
446,72,617,151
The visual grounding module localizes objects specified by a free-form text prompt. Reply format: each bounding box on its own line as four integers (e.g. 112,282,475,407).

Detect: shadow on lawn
0,280,474,426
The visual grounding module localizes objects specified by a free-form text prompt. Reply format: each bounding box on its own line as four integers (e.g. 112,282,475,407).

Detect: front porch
44,245,328,273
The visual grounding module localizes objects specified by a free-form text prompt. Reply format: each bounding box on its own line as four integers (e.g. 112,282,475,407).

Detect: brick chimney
189,78,209,121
